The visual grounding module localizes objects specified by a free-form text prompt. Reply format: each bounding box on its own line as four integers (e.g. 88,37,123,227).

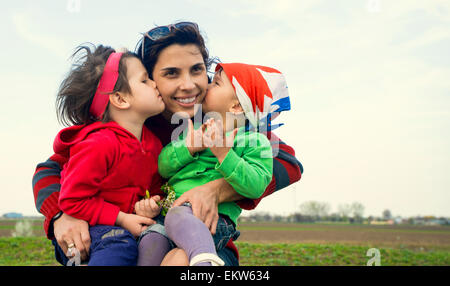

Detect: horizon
2,209,449,220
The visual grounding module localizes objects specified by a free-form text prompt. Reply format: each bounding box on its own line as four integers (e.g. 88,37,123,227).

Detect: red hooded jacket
54,121,164,226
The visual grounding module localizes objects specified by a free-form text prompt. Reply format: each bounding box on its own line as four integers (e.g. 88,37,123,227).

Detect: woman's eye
192,66,204,73
165,71,177,77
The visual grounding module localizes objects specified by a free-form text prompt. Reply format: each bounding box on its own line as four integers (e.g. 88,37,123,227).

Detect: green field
237,242,449,266
0,220,449,266
0,237,449,266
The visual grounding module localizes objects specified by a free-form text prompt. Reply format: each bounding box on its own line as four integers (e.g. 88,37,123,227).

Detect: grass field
0,220,449,266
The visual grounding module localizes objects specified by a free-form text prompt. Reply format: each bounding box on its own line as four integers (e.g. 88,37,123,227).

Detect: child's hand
185,118,208,155
203,118,238,163
115,211,155,238
135,196,162,218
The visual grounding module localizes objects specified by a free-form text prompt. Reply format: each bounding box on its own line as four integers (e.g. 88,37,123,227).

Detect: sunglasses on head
140,22,199,59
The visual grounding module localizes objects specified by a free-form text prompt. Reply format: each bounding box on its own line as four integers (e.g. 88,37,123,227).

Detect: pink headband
89,52,123,120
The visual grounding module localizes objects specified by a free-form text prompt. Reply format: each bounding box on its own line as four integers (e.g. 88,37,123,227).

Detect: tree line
239,201,449,225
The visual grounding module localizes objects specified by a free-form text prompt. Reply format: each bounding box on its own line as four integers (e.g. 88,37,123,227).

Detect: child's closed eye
142,74,151,84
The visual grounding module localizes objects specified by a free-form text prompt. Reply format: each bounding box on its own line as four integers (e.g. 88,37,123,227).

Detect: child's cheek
201,91,212,111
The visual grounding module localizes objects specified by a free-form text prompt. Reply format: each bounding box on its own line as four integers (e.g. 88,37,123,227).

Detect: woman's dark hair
136,22,216,79
56,43,138,126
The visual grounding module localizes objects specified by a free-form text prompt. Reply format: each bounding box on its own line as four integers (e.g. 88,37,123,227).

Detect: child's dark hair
56,43,138,126
136,22,216,79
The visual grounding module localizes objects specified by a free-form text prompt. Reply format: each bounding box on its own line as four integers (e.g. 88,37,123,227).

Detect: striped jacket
32,115,304,240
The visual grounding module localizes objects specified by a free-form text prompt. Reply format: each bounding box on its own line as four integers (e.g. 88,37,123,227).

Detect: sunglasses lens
147,26,171,41
141,22,199,58
174,21,198,30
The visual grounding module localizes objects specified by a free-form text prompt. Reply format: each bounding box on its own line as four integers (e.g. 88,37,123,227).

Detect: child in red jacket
52,44,165,266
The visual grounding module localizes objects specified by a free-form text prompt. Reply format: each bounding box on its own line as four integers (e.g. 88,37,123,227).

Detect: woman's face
152,44,208,119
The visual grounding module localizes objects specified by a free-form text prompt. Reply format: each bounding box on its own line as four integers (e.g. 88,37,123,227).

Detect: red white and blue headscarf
215,63,291,132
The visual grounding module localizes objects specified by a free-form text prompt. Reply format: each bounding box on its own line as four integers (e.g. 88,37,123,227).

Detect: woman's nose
180,74,196,91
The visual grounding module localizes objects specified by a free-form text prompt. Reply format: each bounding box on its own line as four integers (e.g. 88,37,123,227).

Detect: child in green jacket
137,63,291,266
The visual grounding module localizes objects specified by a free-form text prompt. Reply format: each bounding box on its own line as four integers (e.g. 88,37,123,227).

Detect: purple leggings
137,206,217,266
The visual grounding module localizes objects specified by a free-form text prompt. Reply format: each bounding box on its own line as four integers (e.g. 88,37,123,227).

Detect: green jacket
158,127,273,225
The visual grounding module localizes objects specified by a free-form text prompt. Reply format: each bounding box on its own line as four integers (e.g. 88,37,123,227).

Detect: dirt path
236,223,450,248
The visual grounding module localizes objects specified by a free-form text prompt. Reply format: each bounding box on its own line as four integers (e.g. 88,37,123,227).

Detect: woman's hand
53,213,91,261
115,212,156,238
171,179,221,235
135,196,162,218
185,118,208,155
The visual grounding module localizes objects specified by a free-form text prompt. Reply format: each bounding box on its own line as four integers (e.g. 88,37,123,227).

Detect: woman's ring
68,243,75,249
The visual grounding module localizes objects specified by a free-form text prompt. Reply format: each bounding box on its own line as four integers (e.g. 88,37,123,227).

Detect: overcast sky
0,0,449,218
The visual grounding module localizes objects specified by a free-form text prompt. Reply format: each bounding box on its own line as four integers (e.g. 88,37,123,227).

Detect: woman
32,22,303,266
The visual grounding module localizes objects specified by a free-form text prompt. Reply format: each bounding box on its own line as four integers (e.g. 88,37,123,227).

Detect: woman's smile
173,92,201,106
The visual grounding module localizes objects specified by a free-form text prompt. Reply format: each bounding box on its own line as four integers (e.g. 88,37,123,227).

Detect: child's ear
229,101,244,115
109,92,131,110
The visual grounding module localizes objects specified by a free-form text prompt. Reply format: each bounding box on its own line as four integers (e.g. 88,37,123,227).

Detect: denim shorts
138,209,240,253
52,225,138,266
214,215,240,251
217,244,239,266
137,213,176,249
